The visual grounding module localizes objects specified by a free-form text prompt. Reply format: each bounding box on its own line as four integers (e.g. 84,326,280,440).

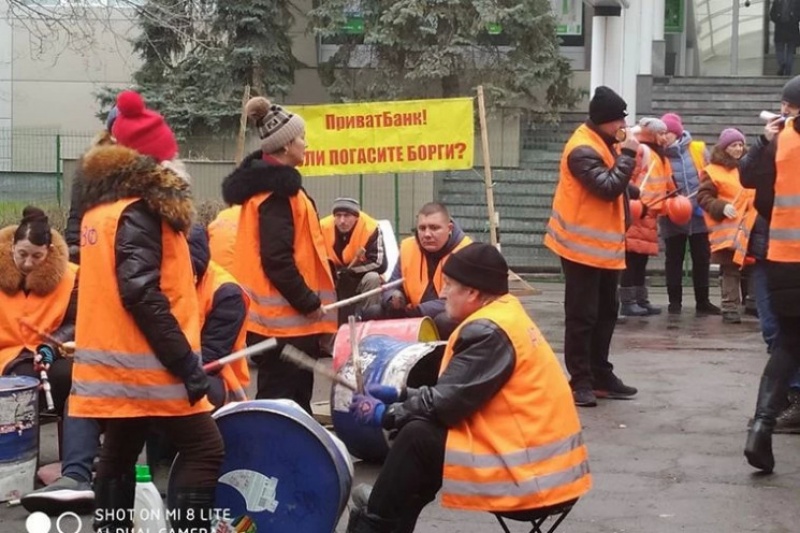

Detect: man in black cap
344,243,590,532
742,74,800,471
543,85,640,407
319,197,387,324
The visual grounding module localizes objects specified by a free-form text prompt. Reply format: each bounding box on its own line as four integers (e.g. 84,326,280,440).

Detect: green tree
309,0,579,115
97,0,299,139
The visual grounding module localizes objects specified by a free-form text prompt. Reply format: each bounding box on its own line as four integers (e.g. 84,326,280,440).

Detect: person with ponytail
221,96,337,414
0,206,77,410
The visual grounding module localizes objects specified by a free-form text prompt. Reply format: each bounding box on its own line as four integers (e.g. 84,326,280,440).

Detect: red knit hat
111,90,178,161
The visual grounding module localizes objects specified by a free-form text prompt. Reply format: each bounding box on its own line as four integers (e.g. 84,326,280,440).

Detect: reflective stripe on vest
320,212,379,268
399,235,472,306
544,123,627,269
440,295,591,512
232,190,337,337
70,198,210,419
732,207,758,267
768,121,800,262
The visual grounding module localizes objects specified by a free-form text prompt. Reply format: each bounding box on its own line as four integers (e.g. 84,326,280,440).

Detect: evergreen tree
97,0,298,139
309,0,579,115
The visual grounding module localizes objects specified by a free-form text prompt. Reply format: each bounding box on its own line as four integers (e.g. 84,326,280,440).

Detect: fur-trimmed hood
76,144,194,232
0,226,69,296
222,150,303,205
710,144,741,169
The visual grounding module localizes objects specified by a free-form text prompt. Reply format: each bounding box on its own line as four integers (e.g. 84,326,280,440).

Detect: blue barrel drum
0,376,39,501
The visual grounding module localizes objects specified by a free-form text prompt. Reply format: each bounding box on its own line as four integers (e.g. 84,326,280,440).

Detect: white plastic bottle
133,464,169,533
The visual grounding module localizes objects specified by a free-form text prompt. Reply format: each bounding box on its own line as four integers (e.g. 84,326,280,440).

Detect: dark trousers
664,232,711,300
248,332,321,414
620,252,649,287
96,412,223,488
368,420,446,527
776,41,796,76
562,257,618,391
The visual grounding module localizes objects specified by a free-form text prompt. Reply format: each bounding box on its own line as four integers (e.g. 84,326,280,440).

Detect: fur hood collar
710,145,740,169
77,145,194,232
0,226,69,296
222,150,303,205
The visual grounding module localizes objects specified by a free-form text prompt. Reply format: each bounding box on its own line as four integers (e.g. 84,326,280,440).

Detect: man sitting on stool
320,198,387,324
361,202,470,338
346,243,591,533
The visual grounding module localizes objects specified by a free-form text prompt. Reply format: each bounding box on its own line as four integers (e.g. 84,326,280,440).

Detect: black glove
640,203,649,219
168,352,210,406
628,184,641,200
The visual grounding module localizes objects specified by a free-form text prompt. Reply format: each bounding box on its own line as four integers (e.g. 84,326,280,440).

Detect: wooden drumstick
347,247,367,269
280,345,357,391
322,278,404,313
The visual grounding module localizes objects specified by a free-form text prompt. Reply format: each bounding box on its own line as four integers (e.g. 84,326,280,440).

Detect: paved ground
3,282,800,533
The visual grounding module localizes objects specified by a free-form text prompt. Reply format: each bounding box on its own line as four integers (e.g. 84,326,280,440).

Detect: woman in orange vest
0,206,77,415
222,96,337,414
620,118,670,316
697,128,754,324
346,244,591,532
69,136,223,531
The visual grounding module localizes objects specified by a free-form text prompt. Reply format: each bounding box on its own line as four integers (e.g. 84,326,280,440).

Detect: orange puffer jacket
625,144,669,256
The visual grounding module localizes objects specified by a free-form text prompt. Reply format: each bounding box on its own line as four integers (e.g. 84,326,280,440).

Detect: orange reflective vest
769,120,800,262
440,295,591,512
544,124,627,269
320,212,379,268
0,261,77,373
232,191,337,337
197,260,250,403
702,164,755,254
208,205,241,275
399,235,472,306
70,198,211,418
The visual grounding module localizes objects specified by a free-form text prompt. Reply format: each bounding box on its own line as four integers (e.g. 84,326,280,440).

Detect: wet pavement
3,282,799,533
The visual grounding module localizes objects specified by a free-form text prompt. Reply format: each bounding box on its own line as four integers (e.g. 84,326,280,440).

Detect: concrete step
650,92,777,102
651,100,770,111
654,76,787,86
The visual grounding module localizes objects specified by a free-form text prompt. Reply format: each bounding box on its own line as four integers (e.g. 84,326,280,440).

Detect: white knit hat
245,97,306,154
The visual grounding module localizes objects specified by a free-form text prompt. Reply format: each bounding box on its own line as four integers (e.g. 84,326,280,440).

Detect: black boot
694,286,722,316
347,506,397,533
667,285,682,314
93,476,135,533
170,487,216,533
745,373,793,473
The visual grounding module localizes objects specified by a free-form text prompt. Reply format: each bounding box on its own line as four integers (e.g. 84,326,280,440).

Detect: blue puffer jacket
659,131,709,238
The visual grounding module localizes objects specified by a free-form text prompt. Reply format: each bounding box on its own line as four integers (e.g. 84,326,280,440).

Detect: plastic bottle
133,464,169,533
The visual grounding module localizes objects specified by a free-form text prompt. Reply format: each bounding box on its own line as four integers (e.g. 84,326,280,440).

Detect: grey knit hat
639,117,667,133
245,96,306,154
332,197,360,215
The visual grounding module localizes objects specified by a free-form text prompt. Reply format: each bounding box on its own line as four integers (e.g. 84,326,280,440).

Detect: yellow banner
287,98,474,176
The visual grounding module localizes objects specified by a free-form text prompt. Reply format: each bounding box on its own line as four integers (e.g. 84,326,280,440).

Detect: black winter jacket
382,318,515,430
77,144,198,375
222,150,329,316
771,0,800,45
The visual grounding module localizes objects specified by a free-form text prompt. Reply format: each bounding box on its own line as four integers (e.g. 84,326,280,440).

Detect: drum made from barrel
332,317,439,372
169,399,352,533
0,376,39,501
332,335,445,462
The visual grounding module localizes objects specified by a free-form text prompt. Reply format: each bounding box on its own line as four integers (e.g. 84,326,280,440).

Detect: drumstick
348,315,364,393
347,247,367,269
202,338,278,374
643,188,680,208
322,278,404,313
280,345,357,391
17,318,58,410
638,160,656,191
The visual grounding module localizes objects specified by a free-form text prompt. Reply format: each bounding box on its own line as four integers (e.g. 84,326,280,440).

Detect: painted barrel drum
332,335,445,462
169,399,353,533
332,317,439,372
0,376,39,501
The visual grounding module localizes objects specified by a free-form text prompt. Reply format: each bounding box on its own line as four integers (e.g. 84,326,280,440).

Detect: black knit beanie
442,243,509,295
782,75,800,107
589,86,628,125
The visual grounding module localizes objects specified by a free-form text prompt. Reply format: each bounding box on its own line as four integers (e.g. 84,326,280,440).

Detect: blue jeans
776,41,796,76
753,260,800,389
61,398,101,483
